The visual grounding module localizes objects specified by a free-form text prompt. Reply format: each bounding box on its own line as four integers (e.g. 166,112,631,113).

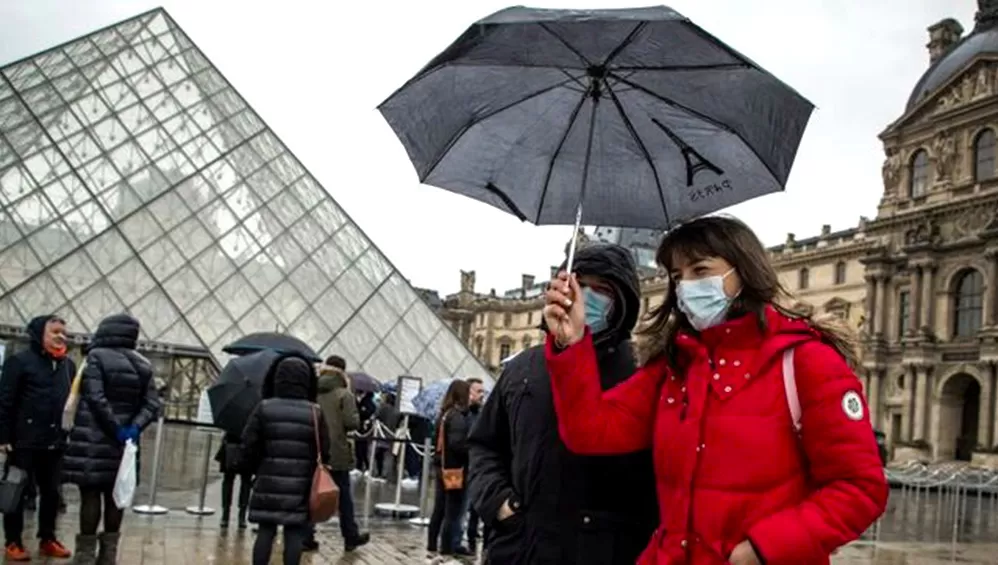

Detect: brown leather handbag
308,405,339,522
437,410,464,491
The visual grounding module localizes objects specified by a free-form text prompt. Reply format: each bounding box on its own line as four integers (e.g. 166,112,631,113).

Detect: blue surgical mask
582,287,613,335
676,269,736,331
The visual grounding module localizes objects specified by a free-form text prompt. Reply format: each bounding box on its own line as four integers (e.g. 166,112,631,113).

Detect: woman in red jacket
543,216,887,565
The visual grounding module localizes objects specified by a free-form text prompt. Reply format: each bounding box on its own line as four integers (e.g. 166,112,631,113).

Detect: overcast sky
0,0,978,295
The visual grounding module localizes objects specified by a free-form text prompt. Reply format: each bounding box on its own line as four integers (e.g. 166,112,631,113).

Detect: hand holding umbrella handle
543,272,585,348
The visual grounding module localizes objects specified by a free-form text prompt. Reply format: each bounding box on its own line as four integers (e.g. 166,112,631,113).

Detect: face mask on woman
582,287,613,334
676,269,737,331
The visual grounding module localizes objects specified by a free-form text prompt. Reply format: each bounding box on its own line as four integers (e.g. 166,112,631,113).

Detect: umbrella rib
534,91,588,224
485,182,528,221
419,75,580,183
609,72,784,188
538,23,592,67
613,63,750,72
603,80,670,227
602,22,647,66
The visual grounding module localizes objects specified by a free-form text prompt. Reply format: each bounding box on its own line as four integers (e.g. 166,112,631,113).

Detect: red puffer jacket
546,306,888,565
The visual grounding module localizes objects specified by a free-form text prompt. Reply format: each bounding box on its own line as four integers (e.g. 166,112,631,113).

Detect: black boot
237,507,248,530
96,532,120,565
345,532,370,552
220,508,230,529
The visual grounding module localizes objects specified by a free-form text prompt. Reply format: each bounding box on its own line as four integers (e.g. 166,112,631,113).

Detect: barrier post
185,432,216,515
373,416,419,518
362,424,380,530
133,415,169,515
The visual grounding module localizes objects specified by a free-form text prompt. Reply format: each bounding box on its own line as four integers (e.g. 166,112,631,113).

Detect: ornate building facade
432,2,998,466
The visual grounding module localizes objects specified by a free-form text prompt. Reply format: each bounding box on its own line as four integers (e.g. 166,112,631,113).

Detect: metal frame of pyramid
0,8,491,383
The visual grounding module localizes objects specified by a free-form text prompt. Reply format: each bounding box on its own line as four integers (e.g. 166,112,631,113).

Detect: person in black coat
214,430,253,529
242,354,331,565
62,313,162,564
0,314,75,560
427,380,472,559
468,243,659,565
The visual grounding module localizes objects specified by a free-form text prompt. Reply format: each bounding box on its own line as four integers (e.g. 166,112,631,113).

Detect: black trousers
220,471,253,515
253,523,306,565
354,440,369,472
79,488,123,535
427,473,465,554
304,470,360,543
3,449,62,544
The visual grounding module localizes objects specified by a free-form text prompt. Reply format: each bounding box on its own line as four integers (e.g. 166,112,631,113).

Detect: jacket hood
317,367,349,393
26,315,58,353
642,303,860,370
263,352,317,401
546,243,641,345
90,313,140,351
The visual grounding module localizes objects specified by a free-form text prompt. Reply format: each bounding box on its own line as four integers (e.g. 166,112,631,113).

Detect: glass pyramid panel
0,8,490,383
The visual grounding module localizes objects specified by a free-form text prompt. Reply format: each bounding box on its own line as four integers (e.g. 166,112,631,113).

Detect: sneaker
302,538,319,552
39,539,72,558
5,542,30,561
344,532,370,551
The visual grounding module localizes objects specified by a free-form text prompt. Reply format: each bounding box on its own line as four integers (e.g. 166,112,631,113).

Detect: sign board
195,389,215,432
0,341,6,369
397,375,422,417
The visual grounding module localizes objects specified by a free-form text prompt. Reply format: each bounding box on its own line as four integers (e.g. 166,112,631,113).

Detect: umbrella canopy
222,332,320,362
207,349,280,435
348,372,381,395
410,379,493,421
379,6,813,231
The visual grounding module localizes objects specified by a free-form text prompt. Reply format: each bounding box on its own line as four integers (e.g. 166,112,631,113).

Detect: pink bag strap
782,348,801,433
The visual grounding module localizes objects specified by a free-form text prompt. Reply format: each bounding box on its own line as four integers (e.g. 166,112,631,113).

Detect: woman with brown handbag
426,380,473,560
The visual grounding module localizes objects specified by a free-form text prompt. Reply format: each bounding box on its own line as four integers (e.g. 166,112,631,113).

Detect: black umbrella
223,332,320,362
348,372,381,395
208,349,280,435
380,6,814,270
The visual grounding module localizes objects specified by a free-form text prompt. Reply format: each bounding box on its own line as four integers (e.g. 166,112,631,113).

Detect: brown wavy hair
436,379,470,429
635,216,859,371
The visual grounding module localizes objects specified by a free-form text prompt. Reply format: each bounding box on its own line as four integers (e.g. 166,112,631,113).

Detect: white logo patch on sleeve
841,391,864,421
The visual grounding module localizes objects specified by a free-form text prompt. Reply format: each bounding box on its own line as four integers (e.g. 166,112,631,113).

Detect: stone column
867,370,881,427
991,366,998,451
873,276,887,336
921,264,936,333
978,362,994,450
987,249,998,327
912,364,929,442
864,275,877,336
901,365,914,442
909,267,923,334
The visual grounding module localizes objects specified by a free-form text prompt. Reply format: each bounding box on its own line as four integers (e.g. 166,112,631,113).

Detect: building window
834,261,846,285
474,336,484,357
953,269,984,338
499,341,512,361
503,312,512,327
522,337,532,350
527,311,533,326
909,149,929,198
897,290,911,337
798,268,809,290
976,128,997,181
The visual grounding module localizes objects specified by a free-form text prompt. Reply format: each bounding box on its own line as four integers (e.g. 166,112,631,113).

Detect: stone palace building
425,2,998,466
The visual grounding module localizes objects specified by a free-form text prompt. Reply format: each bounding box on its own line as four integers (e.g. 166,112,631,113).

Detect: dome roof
907,3,998,110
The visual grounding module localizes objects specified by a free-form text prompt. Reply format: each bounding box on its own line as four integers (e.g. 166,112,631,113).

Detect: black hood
545,243,641,345
26,314,60,355
90,314,140,350
262,352,317,401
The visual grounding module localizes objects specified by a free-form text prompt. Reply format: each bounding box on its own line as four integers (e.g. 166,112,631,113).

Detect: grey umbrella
379,6,814,270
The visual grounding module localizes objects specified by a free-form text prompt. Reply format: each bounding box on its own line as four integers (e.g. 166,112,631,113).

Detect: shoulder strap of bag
782,348,801,433
437,411,448,467
311,405,322,464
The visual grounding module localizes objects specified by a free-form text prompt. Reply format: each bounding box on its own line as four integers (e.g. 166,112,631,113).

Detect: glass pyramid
0,8,490,383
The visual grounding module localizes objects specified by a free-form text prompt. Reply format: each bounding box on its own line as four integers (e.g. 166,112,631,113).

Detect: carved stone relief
904,217,943,246
934,63,997,114
932,130,960,182
952,205,996,239
882,148,901,194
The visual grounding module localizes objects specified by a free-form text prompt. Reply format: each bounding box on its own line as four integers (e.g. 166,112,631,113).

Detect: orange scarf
45,344,67,360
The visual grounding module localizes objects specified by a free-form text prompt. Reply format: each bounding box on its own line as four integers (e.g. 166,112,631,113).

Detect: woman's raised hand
543,271,586,347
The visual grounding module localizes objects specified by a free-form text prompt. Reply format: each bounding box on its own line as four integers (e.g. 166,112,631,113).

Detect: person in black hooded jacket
63,313,162,565
468,243,658,565
0,314,75,560
242,354,331,565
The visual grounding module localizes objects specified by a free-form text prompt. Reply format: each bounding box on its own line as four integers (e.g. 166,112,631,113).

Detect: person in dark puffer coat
242,354,331,565
62,314,162,565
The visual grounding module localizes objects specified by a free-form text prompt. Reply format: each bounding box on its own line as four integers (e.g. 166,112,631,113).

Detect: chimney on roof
521,274,535,298
928,19,964,64
977,0,998,33
821,224,831,237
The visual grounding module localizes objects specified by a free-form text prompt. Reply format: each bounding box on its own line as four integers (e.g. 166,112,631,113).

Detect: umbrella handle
565,202,584,275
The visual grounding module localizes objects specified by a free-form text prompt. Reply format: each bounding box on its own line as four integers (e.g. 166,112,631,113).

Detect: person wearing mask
427,380,472,560
0,315,76,561
313,355,370,551
459,377,485,554
543,216,888,565
214,429,252,530
62,314,162,565
373,393,401,478
468,243,658,565
242,354,331,565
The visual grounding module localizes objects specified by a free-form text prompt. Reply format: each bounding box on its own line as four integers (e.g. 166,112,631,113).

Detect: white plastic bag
112,440,138,509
